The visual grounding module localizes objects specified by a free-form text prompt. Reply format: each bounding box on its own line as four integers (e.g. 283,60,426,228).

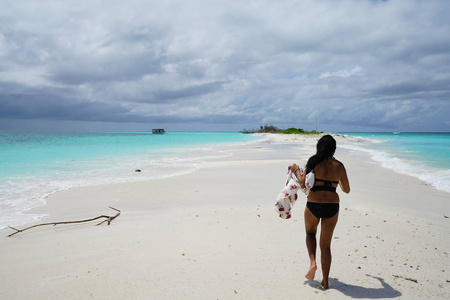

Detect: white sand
1,134,449,299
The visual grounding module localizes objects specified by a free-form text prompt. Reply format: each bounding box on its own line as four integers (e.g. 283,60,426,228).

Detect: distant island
241,125,323,134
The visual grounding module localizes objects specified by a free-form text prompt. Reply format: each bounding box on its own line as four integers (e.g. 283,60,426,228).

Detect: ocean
338,132,450,194
1,131,449,230
0,131,261,229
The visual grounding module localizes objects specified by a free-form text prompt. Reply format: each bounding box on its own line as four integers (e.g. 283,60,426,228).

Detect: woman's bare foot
305,265,317,281
321,280,329,290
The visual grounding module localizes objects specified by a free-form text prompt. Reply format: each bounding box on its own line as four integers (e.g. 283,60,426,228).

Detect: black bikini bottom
306,202,340,219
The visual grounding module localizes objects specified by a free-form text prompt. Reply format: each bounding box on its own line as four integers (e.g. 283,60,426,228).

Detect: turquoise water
0,131,261,229
339,132,450,194
3,131,448,230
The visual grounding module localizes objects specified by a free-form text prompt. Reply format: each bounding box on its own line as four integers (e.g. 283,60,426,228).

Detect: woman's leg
319,212,339,289
304,206,320,280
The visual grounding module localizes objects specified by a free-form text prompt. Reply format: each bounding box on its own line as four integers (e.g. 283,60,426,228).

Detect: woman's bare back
305,157,350,203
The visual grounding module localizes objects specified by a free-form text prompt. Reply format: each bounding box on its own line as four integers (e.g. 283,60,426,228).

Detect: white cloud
0,66,54,87
319,66,363,79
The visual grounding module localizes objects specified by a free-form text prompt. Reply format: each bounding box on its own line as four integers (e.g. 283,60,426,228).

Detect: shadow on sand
305,274,402,298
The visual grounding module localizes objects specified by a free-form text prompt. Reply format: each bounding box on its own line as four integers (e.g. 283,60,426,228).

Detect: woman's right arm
292,163,306,189
339,164,350,194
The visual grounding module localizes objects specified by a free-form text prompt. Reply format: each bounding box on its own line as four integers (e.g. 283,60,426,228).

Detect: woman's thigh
319,213,339,247
304,206,320,234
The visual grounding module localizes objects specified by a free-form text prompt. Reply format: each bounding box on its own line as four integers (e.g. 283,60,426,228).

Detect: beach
0,134,449,299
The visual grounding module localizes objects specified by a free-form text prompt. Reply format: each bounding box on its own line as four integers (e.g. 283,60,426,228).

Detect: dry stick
7,206,121,237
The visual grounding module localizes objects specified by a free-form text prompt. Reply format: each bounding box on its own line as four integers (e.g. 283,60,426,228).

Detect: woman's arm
291,163,306,189
339,164,350,193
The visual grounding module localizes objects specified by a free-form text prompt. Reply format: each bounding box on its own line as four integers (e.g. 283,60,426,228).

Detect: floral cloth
275,166,315,219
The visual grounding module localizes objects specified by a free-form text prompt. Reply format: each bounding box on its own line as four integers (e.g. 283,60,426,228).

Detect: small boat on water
152,129,165,134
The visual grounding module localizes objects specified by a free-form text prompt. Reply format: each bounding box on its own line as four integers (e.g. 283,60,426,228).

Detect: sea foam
339,135,450,194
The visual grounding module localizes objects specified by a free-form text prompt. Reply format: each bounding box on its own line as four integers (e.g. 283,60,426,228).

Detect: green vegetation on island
280,127,323,134
241,125,323,134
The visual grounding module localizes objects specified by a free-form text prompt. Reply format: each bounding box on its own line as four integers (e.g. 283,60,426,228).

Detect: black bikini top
310,178,339,192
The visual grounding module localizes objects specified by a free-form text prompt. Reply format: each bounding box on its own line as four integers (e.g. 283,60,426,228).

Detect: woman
291,135,350,290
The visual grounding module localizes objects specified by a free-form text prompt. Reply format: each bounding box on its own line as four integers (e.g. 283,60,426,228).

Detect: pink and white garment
275,166,315,219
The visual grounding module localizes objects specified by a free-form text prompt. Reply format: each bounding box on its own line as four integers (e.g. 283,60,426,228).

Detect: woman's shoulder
332,158,346,169
333,157,342,164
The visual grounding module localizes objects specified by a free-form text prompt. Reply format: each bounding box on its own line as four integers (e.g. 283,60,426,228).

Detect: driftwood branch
7,206,121,237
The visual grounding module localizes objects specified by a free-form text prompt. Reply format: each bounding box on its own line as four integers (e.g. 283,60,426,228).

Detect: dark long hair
306,135,336,174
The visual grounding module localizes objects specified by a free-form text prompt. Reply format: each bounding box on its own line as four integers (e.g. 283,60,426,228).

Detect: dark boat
152,129,165,134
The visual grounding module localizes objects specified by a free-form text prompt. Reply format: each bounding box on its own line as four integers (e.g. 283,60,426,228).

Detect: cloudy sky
0,0,449,132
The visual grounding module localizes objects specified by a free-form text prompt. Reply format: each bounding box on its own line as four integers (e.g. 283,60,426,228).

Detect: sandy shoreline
1,134,449,299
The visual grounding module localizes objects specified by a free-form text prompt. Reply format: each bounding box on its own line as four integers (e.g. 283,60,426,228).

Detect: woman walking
291,135,350,290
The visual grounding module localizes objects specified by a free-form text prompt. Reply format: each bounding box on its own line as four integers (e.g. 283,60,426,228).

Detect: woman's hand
291,163,304,186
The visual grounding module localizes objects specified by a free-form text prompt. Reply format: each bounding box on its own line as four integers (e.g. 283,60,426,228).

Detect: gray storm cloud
0,0,449,131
